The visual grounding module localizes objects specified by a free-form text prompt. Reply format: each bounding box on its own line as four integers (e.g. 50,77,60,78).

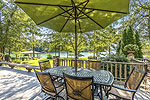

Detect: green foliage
116,40,123,55
88,56,97,59
122,26,136,56
126,26,136,44
5,55,9,61
47,54,52,59
135,31,143,58
21,57,26,61
117,26,143,58
13,59,22,63
102,55,129,62
124,44,139,51
11,56,16,61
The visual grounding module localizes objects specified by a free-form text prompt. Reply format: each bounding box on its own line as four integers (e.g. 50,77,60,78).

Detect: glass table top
46,66,114,86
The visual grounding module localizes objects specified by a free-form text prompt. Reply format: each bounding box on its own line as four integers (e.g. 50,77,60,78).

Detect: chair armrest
113,81,125,85
114,77,126,80
112,85,136,92
55,82,65,88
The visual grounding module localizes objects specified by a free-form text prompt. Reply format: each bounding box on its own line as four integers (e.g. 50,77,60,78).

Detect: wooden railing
59,59,147,80
101,61,146,80
58,59,149,89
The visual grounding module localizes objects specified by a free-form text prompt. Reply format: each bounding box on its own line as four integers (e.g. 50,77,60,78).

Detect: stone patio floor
0,66,150,100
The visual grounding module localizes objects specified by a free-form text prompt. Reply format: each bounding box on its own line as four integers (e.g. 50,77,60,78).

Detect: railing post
115,64,117,79
111,63,113,73
119,64,122,81
124,64,127,79
53,56,60,67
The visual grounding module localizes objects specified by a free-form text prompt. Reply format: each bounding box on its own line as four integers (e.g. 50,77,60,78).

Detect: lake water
40,52,94,58
39,51,109,58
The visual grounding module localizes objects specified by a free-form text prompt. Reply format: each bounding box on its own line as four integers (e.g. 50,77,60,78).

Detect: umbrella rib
59,6,74,18
37,8,74,25
77,0,89,17
78,9,94,19
77,7,104,29
80,7,129,14
60,14,72,32
71,0,75,6
15,1,73,8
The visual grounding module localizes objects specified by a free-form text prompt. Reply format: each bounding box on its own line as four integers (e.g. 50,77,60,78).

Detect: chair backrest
87,61,101,70
39,60,51,72
125,66,147,90
63,73,94,100
71,60,83,68
34,69,56,93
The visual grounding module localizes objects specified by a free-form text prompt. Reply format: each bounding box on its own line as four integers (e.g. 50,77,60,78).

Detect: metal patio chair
108,66,147,100
63,73,101,100
39,60,51,72
34,69,64,100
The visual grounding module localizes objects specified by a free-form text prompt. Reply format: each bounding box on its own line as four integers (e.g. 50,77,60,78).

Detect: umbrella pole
75,6,77,73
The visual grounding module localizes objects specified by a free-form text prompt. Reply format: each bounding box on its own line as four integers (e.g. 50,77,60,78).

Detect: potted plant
124,44,139,53
124,44,139,59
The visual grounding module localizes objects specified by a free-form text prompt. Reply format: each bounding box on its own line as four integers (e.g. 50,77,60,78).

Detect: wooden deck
0,66,149,100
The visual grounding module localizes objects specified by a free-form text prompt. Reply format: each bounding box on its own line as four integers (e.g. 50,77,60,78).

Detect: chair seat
42,81,64,96
109,87,132,100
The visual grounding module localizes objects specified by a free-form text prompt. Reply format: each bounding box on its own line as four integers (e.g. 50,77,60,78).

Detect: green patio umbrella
15,0,130,72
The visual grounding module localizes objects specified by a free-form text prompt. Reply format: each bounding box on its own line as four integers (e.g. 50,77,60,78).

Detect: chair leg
94,85,99,96
45,96,53,100
54,96,65,100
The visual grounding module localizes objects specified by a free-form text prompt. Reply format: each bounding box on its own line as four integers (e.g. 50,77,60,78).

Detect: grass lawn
22,58,53,66
13,58,54,71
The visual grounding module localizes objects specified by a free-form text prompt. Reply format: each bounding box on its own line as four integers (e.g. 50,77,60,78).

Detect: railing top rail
59,59,148,65
101,61,147,65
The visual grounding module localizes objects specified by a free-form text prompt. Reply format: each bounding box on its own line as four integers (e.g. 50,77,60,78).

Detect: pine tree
135,31,143,58
117,26,136,57
121,29,128,56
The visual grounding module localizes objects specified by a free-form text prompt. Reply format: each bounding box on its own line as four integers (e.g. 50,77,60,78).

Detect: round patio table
46,66,114,100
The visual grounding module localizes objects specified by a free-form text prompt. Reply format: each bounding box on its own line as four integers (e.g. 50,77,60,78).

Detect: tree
0,0,41,60
135,31,143,58
117,26,143,58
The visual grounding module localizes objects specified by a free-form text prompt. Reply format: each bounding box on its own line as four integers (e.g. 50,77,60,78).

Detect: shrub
47,54,52,59
11,57,16,61
13,59,22,63
21,57,26,61
5,55,9,61
88,56,97,59
102,55,129,62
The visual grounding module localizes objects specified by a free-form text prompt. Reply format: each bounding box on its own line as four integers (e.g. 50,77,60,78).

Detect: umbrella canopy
15,0,129,33
15,0,130,72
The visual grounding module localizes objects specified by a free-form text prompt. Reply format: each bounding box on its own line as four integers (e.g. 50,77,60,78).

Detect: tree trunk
109,46,111,56
0,47,2,53
2,46,5,60
67,50,68,58
33,45,35,59
58,46,60,57
93,48,96,58
32,33,35,59
8,48,11,62
148,10,150,40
